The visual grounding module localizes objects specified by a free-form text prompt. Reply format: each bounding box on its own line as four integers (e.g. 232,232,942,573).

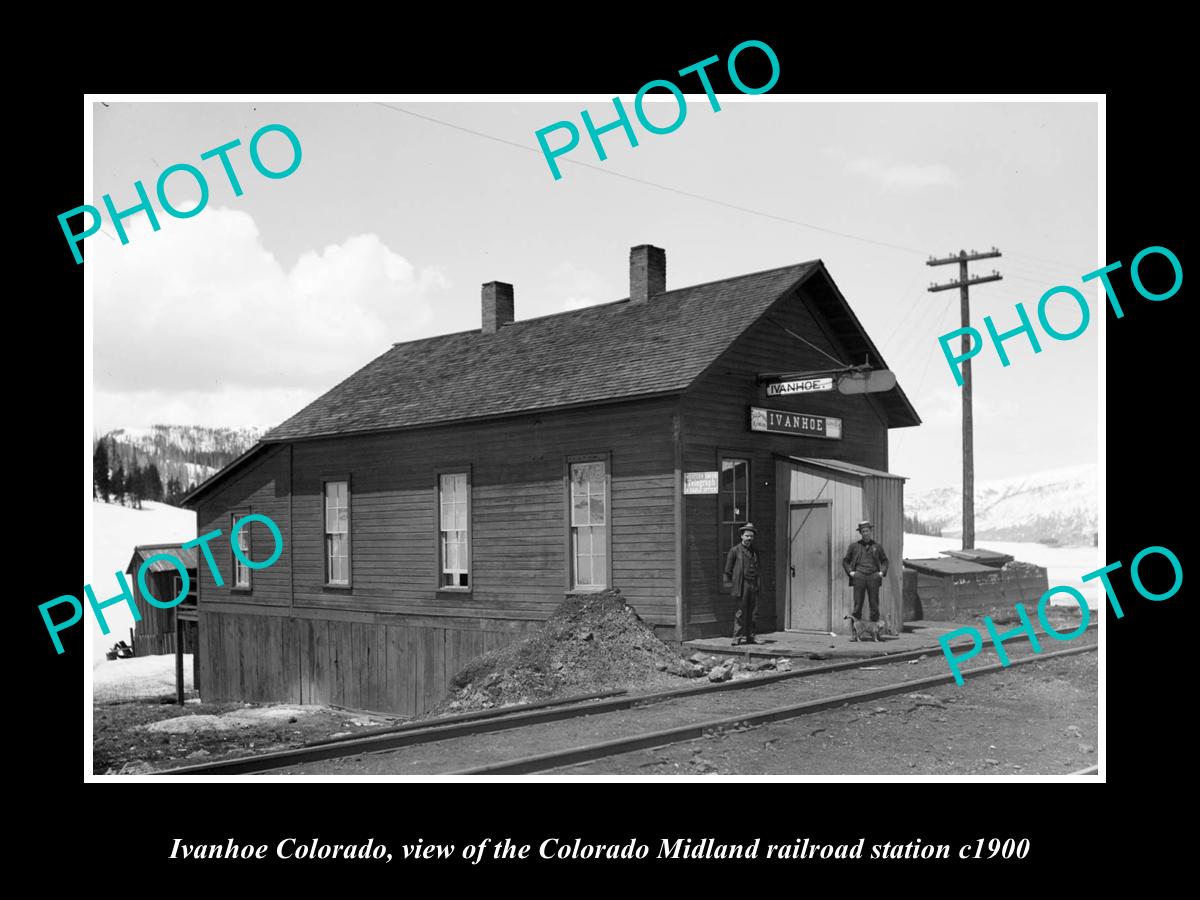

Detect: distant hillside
100,425,264,494
906,463,1097,547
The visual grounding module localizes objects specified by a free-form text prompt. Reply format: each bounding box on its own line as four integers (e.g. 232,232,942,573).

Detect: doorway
788,501,832,632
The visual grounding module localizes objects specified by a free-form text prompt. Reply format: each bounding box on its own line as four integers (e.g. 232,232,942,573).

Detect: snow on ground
903,533,1102,606
89,500,197,665
93,653,195,702
144,705,323,734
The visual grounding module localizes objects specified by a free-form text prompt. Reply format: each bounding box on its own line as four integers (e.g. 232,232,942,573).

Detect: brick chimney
481,281,514,333
630,245,666,303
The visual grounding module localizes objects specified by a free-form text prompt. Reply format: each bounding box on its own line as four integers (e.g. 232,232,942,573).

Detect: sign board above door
766,376,833,397
683,472,719,494
759,368,897,396
750,407,842,439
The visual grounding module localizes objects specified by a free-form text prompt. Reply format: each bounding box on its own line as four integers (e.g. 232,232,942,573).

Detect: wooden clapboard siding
130,569,198,656
912,569,1049,620
773,461,905,632
861,474,904,627
780,462,864,630
286,397,678,623
679,283,892,638
201,600,559,713
193,396,682,714
131,628,197,657
195,444,292,608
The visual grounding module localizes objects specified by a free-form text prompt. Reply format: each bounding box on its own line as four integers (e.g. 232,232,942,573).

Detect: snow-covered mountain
101,425,265,490
906,463,1097,547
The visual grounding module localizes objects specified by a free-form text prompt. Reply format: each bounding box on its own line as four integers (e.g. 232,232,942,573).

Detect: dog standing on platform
845,615,887,642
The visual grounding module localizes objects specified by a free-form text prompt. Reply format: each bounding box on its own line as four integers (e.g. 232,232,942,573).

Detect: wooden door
788,502,831,631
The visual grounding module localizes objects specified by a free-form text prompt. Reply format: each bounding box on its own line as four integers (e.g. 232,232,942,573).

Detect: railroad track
457,644,1096,774
161,624,1096,776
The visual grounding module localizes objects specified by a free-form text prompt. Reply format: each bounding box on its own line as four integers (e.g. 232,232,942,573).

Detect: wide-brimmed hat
856,520,874,531
739,523,757,535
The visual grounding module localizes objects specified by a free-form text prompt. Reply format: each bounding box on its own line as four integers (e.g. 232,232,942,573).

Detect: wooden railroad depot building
184,246,920,715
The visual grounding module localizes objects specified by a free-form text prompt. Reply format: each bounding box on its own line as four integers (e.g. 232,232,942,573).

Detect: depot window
231,509,251,590
439,472,470,589
719,456,750,552
567,454,611,591
324,479,351,587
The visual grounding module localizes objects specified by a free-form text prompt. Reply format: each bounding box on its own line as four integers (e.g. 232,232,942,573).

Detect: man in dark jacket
724,523,761,645
842,520,889,623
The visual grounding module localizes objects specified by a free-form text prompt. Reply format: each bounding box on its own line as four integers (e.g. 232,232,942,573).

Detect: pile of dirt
425,588,701,717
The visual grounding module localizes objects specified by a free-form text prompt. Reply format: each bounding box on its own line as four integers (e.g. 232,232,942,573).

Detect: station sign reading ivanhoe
750,406,842,439
765,376,833,396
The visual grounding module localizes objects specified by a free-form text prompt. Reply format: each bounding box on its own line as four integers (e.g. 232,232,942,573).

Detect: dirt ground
94,600,1095,776
555,651,1098,776
93,698,402,774
278,637,1097,775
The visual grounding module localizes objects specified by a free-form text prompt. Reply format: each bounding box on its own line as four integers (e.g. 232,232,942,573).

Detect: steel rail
451,644,1098,775
159,624,1095,776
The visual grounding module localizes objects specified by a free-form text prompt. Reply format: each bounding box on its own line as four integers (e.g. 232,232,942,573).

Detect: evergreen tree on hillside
93,439,110,501
112,464,126,505
904,513,943,537
129,460,144,510
146,463,164,502
165,476,182,506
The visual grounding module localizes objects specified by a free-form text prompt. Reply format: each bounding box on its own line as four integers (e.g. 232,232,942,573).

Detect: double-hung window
720,456,750,553
439,472,470,588
568,457,609,590
324,480,350,586
231,512,252,589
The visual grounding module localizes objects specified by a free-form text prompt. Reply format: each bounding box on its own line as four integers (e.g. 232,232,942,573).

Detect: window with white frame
720,457,750,552
569,460,607,589
439,473,469,588
232,513,251,588
324,481,350,586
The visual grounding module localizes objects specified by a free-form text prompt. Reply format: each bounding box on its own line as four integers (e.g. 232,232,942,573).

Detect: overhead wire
893,292,956,458
370,101,1101,379
371,102,1085,271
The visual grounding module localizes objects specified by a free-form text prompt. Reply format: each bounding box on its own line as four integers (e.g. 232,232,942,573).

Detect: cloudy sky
90,99,1098,492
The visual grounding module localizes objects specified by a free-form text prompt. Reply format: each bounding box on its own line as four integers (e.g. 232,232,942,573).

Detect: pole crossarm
927,248,1002,266
923,246,1002,551
928,272,1003,292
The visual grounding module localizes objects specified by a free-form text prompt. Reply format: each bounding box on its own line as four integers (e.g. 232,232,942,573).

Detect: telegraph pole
927,248,1002,550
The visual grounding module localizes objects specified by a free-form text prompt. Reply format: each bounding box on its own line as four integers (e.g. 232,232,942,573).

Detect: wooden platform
683,620,982,661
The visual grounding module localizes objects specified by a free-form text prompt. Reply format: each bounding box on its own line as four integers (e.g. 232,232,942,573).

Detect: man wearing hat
842,520,889,624
723,523,761,645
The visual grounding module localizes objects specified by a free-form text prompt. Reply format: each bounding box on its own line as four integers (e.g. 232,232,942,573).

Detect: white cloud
846,157,958,191
92,208,449,427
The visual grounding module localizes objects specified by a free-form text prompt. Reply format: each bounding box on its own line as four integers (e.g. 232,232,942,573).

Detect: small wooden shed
902,555,1048,621
127,544,199,656
774,456,905,633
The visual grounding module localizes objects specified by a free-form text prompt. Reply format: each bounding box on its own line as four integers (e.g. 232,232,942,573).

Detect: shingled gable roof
264,260,822,442
183,259,920,507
